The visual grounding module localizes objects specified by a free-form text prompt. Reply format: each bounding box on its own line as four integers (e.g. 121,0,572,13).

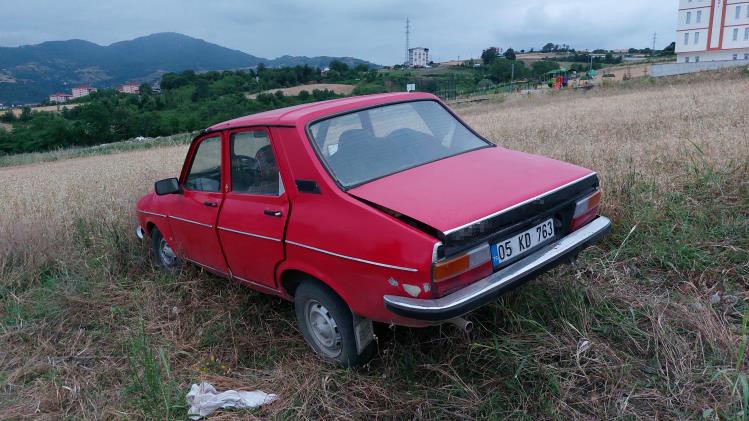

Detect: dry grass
0,70,747,419
245,84,355,99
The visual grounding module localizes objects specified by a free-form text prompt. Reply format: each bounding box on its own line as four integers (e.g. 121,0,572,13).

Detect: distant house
408,47,430,68
118,82,141,94
72,85,97,99
49,93,73,103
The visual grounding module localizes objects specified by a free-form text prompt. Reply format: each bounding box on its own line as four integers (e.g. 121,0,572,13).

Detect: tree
329,60,349,74
541,43,556,53
139,83,153,95
354,64,369,73
481,47,500,65
504,48,517,60
661,42,676,56
19,107,32,122
0,110,15,123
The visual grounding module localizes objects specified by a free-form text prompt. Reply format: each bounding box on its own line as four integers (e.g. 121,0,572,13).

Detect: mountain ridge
0,32,378,104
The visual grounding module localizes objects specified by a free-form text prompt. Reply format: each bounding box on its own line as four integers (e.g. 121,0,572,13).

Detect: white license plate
491,219,555,267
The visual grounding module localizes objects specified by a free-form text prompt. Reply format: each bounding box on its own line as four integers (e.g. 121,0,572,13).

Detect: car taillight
570,190,601,232
431,244,493,298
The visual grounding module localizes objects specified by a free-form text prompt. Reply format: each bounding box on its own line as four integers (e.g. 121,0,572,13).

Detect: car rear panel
347,146,598,258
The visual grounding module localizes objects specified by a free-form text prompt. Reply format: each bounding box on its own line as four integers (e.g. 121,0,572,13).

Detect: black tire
294,282,375,367
150,227,181,273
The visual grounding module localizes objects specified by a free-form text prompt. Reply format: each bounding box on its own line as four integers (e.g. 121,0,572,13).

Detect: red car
135,92,611,366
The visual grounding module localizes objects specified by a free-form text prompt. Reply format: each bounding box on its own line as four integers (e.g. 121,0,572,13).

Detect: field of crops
0,70,747,419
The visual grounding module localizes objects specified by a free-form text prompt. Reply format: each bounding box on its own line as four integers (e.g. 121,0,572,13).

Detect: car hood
347,146,595,234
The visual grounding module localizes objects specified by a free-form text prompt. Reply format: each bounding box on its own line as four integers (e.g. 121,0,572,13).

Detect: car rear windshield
308,100,491,188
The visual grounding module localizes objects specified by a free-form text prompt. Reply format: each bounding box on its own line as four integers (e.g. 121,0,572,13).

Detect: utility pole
405,18,410,67
652,32,657,56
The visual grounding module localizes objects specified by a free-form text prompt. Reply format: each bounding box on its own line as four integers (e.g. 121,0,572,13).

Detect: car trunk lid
347,147,598,257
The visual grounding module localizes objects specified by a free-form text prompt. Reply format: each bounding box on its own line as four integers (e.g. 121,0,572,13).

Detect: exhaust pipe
447,317,473,333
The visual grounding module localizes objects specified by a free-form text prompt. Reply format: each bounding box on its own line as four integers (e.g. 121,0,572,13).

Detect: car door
169,134,229,275
216,128,289,290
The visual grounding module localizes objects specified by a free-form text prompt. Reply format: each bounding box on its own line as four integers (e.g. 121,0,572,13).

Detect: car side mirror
154,178,181,195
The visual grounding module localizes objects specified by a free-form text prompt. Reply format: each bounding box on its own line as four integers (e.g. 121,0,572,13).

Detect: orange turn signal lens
432,244,490,283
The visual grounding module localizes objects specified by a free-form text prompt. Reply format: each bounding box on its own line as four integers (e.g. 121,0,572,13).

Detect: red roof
208,92,437,130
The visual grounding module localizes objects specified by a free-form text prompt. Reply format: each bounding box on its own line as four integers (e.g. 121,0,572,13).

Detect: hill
0,32,377,104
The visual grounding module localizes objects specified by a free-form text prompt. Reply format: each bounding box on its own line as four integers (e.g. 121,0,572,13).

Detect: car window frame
226,126,285,197
304,98,495,191
180,134,224,193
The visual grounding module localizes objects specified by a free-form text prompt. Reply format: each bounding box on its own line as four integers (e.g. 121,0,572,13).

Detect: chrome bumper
135,225,145,241
383,216,612,322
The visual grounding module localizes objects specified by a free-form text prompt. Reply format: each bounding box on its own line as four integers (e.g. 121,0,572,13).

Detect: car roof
207,92,438,131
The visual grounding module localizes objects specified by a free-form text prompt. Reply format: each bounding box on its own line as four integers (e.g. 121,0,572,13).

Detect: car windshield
308,100,490,188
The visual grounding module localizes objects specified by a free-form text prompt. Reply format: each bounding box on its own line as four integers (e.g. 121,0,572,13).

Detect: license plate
491,219,555,267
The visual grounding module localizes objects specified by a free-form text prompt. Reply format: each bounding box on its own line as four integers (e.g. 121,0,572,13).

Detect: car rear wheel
150,227,180,273
294,282,375,367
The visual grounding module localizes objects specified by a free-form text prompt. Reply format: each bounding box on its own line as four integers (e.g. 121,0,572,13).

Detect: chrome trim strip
286,241,419,272
137,210,166,218
218,226,282,242
185,257,228,276
443,172,597,235
232,275,280,294
135,226,145,240
384,216,611,319
170,215,213,228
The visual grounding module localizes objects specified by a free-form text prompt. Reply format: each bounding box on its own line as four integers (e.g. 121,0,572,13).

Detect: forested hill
0,33,378,104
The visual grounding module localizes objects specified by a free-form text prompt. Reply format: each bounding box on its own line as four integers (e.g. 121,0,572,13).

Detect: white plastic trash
186,381,277,419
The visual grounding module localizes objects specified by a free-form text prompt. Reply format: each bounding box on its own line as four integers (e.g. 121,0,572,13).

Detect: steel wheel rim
159,238,176,267
305,299,342,357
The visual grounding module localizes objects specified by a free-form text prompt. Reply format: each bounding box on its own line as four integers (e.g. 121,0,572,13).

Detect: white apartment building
677,0,749,63
118,83,141,94
408,47,430,68
72,85,97,99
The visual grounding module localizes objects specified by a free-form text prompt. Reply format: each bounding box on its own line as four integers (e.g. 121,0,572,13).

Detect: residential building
118,82,141,94
677,0,749,63
72,85,97,99
49,93,73,103
408,47,430,68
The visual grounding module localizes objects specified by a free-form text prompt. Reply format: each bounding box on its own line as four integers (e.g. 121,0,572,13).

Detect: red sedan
135,92,611,366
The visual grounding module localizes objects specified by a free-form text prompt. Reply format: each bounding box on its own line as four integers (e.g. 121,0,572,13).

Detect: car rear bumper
383,216,612,322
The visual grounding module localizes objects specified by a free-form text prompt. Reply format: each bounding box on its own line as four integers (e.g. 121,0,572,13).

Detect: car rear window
308,100,490,188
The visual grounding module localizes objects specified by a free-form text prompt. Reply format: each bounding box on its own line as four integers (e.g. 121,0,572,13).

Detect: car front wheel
294,282,375,367
150,227,180,273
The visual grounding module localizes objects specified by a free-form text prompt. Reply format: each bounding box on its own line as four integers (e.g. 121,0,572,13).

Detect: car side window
230,130,282,195
184,136,222,192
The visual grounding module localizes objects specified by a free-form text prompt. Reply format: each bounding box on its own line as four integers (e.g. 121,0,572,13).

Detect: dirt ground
245,83,355,99
9,102,83,117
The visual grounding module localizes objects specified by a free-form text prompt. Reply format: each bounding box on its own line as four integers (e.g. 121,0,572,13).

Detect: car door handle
264,209,283,217
203,201,218,208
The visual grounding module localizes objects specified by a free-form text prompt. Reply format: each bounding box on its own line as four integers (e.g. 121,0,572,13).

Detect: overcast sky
0,0,678,64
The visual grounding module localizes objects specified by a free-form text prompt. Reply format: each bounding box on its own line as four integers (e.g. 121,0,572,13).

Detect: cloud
0,0,678,64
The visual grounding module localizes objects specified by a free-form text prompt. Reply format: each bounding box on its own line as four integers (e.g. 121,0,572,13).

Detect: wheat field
0,71,747,419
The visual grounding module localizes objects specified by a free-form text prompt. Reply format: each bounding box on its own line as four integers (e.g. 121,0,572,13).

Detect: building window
686,11,692,24
745,28,749,41
745,53,749,60
684,32,690,45
694,31,700,44
736,6,741,20
697,10,702,23
733,28,739,41
685,56,691,63
695,56,700,62
733,54,738,60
